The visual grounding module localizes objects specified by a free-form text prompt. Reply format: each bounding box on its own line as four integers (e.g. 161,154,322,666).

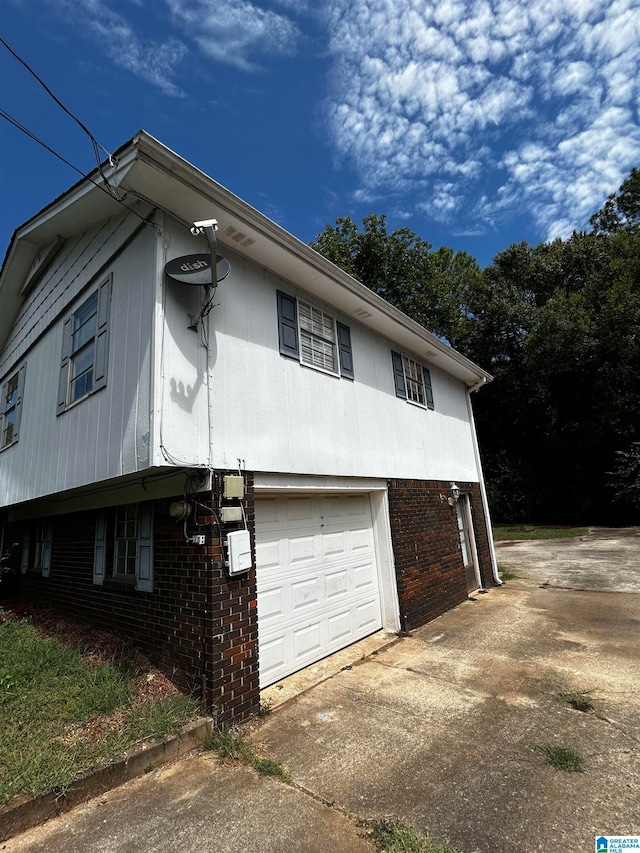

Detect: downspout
466,378,502,586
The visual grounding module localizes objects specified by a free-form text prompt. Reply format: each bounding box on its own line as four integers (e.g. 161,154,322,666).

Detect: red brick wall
388,479,494,631
4,475,259,727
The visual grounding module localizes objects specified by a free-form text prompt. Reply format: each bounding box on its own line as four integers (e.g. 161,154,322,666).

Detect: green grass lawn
493,525,588,541
0,614,197,805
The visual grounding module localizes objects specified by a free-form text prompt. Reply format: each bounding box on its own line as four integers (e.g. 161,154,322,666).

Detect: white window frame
103,503,154,592
114,504,139,579
402,354,427,407
297,299,339,376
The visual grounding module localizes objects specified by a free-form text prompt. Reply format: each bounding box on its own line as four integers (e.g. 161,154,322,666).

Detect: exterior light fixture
448,483,461,506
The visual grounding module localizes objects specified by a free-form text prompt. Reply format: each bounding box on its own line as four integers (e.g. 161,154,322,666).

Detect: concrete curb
0,716,212,843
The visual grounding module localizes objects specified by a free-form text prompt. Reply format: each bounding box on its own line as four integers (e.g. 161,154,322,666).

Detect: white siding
0,217,155,506
160,241,481,483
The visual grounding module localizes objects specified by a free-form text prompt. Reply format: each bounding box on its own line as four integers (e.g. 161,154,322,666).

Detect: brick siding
388,479,494,631
3,473,259,727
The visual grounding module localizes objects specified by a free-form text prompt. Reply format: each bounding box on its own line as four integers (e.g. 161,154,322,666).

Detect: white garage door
255,492,383,687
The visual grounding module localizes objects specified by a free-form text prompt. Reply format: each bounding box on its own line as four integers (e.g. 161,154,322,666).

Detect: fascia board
131,132,492,387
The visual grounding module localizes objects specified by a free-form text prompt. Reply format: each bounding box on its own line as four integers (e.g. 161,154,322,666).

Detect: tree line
311,169,640,524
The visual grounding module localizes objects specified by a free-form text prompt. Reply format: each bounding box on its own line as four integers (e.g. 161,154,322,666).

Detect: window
115,504,138,577
277,291,354,379
58,277,111,414
1,365,26,449
391,350,434,409
93,503,154,591
34,522,53,577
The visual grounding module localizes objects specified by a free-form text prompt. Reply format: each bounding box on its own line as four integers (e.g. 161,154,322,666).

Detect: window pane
70,368,94,402
4,375,18,413
115,505,138,576
403,355,426,405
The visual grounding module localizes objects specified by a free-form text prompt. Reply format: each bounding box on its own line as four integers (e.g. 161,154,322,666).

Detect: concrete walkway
6,533,640,853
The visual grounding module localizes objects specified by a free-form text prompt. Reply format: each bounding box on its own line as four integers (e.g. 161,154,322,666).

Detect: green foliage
557,690,594,713
0,618,196,805
608,442,640,511
312,168,640,525
311,213,479,343
367,819,463,853
534,743,584,772
590,167,640,235
493,526,587,541
202,729,292,783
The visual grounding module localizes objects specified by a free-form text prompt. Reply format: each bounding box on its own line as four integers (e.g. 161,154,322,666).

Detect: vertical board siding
160,247,480,483
0,222,156,505
0,212,144,377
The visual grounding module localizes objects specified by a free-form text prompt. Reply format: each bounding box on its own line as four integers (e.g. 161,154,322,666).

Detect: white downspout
466,378,502,585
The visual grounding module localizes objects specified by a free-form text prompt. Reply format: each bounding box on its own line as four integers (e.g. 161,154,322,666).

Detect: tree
589,167,640,235
311,214,480,343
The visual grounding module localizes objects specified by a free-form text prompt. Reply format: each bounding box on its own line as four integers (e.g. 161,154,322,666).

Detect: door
255,492,383,687
456,495,478,592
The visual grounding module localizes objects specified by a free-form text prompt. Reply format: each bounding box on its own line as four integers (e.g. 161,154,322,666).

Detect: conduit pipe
466,378,502,586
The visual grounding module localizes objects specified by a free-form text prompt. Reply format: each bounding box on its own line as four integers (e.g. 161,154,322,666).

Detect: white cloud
42,0,304,92
52,0,187,95
166,0,302,72
323,0,640,241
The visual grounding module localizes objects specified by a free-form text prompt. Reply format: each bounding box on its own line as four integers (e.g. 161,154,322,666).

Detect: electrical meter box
221,506,243,523
226,530,252,575
223,475,245,499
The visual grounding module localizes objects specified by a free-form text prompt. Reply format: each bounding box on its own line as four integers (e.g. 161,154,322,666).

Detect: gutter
466,378,502,585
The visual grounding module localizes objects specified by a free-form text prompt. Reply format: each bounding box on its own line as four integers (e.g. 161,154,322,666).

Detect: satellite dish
164,253,231,285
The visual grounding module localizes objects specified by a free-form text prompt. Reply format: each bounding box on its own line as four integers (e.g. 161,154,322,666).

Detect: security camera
193,219,219,231
191,218,219,247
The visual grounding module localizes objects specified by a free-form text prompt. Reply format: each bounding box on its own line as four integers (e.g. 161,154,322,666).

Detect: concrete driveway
495,526,640,592
6,532,640,853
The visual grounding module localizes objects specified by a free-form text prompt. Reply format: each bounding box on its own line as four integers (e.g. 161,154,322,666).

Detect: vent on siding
222,224,256,248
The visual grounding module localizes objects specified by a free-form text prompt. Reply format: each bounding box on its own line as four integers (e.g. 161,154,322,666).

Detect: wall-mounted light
447,483,461,506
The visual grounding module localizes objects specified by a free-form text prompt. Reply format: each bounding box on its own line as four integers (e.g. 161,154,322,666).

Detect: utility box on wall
227,530,252,575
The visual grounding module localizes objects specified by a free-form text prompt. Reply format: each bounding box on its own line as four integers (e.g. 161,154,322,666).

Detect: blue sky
1,0,639,269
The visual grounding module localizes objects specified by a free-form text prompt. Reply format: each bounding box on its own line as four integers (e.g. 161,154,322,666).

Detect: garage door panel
326,568,348,599
292,576,321,610
289,535,316,564
258,586,285,621
256,493,383,687
293,621,323,660
356,599,382,631
285,497,315,521
328,609,352,643
354,561,377,590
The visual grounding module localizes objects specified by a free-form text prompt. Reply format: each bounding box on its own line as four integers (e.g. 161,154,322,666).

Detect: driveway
495,526,640,592
5,532,640,853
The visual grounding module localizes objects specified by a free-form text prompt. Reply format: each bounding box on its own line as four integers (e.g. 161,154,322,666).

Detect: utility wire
0,36,124,199
0,107,165,239
0,36,111,162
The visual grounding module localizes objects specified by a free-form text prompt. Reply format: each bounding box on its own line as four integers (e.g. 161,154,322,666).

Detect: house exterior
0,131,499,725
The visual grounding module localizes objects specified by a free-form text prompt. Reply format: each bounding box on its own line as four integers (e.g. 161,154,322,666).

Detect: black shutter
391,351,406,398
12,365,26,442
423,366,434,410
57,316,72,415
277,291,299,358
336,322,354,379
94,276,112,391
